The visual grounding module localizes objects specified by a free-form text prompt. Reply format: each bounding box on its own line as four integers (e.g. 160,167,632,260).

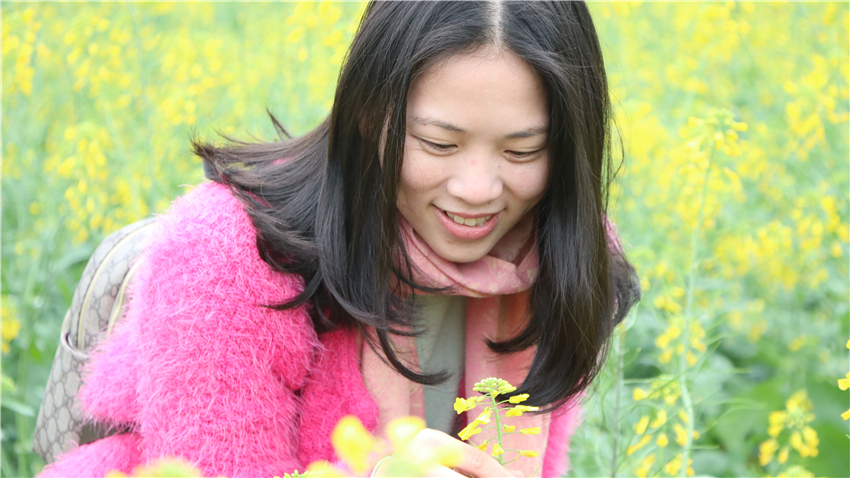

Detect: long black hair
195,1,640,410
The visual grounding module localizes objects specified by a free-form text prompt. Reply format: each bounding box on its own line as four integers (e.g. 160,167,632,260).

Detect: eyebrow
410,116,548,139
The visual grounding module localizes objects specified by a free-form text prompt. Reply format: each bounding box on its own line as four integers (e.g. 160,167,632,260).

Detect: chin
434,244,491,263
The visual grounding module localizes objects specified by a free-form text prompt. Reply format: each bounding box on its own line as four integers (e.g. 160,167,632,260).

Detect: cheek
398,149,438,216
506,161,549,203
399,147,443,196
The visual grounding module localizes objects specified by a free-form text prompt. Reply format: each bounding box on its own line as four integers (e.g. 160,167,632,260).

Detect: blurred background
1,2,847,477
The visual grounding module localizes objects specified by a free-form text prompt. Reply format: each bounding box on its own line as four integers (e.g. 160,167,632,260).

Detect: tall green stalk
610,323,626,478
678,146,714,478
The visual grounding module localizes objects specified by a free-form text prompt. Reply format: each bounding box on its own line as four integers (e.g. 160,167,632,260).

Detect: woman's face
397,48,550,263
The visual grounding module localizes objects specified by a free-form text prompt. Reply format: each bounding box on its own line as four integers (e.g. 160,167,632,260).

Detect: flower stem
491,395,505,466
610,322,626,478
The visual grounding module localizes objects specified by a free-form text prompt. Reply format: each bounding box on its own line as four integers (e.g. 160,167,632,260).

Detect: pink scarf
360,214,557,478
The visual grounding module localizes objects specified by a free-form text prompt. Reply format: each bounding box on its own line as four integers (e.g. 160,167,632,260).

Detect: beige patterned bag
32,217,158,464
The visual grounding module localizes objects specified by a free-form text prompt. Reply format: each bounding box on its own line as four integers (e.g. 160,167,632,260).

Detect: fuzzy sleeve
38,433,143,478
101,182,318,477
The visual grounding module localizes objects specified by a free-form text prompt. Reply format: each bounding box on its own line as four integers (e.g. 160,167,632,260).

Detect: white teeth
446,212,492,227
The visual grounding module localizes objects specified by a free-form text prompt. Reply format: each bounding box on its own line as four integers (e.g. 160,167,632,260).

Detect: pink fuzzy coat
39,182,578,478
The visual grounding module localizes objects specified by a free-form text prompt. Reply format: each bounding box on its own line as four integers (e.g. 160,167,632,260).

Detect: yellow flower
769,410,787,426
633,388,649,400
491,443,504,457
627,435,652,455
786,390,813,413
838,372,850,391
1,301,21,354
650,410,667,429
664,456,694,477
843,408,850,420
498,383,517,394
518,450,539,458
505,404,538,418
519,427,540,435
802,426,816,443
656,433,668,448
508,394,529,404
330,415,376,474
306,460,347,477
634,415,650,435
477,442,488,452
454,397,477,414
789,429,819,457
801,426,819,456
473,377,516,398
760,439,778,466
386,416,425,451
778,446,789,464
633,454,655,478
663,456,681,477
789,430,802,447
458,422,482,441
731,121,748,132
474,407,492,425
502,425,515,433
673,423,688,446
767,410,788,438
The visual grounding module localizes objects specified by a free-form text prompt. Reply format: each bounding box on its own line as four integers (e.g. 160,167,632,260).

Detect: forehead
406,48,549,136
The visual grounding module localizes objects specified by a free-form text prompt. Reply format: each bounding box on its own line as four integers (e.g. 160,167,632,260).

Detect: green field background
2,3,848,477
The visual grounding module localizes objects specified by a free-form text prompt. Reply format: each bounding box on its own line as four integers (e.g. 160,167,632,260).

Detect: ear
368,114,393,166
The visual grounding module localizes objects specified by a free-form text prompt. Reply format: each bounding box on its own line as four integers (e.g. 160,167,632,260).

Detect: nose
445,152,503,206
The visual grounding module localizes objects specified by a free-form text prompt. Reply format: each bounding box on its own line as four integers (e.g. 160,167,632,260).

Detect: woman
40,2,639,477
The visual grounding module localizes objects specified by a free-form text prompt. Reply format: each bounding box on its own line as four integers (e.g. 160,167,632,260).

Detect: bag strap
33,217,158,464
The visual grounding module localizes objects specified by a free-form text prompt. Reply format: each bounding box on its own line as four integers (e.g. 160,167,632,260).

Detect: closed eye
418,138,456,154
507,149,545,160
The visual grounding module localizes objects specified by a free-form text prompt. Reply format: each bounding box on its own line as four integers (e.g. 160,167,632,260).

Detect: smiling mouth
444,211,493,227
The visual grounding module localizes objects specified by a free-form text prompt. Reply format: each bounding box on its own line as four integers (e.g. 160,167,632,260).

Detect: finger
376,461,466,478
408,428,515,478
423,465,469,478
451,443,514,478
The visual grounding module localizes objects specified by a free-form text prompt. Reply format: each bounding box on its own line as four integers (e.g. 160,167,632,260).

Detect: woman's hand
374,428,522,478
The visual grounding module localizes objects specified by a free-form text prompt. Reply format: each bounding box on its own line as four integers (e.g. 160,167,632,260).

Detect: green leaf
52,245,96,275
1,398,34,417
